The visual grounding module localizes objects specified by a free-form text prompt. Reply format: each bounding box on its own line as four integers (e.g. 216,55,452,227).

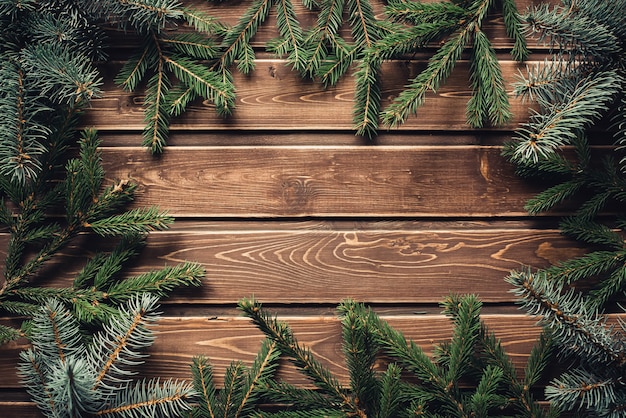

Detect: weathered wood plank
0,402,42,418
87,60,535,131
0,314,548,388
1,228,584,304
97,131,514,147
100,145,547,217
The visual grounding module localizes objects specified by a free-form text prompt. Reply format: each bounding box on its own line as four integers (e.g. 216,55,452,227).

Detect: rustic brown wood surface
89,60,536,131
0,0,577,415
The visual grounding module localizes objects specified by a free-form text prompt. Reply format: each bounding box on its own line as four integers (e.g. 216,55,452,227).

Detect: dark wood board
100,145,548,217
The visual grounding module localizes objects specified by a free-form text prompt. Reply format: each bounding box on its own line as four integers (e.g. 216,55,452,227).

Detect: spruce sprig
18,294,197,418
504,5,626,412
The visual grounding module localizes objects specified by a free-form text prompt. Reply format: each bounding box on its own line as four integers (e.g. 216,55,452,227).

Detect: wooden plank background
0,0,585,415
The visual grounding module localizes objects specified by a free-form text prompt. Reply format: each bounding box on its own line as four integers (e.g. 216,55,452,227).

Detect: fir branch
236,338,281,417
370,304,440,386
19,294,196,417
259,379,337,411
467,27,511,128
181,7,224,35
163,54,235,116
0,323,23,344
338,299,381,413
440,294,482,384
272,0,306,74
524,3,622,60
192,356,219,418
512,59,571,104
317,36,356,87
469,365,505,415
87,206,173,237
543,250,624,290
74,233,146,289
106,261,204,303
0,299,40,316
7,287,112,323
346,0,379,52
353,57,382,138
479,322,556,417
115,38,158,92
587,264,626,310
374,0,526,132
218,0,272,72
142,60,171,154
46,356,99,416
377,363,404,418
300,0,346,79
381,21,474,128
162,33,217,60
0,60,50,185
17,347,56,417
29,298,85,364
238,297,352,408
500,0,529,61
523,179,584,214
385,0,466,25
559,218,625,249
239,296,551,416
21,43,102,106
85,0,184,33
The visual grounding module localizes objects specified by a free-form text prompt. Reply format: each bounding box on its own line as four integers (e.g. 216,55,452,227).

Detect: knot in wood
281,177,314,210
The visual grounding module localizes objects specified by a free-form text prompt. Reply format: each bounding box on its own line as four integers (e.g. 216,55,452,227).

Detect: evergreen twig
504,3,626,414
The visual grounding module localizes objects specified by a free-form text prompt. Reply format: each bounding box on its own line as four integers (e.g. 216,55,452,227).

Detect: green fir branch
300,0,346,79
236,296,551,416
467,27,511,128
87,206,173,237
97,378,196,418
75,233,146,289
0,61,51,185
106,262,204,303
273,0,307,74
21,43,102,106
500,0,529,61
545,368,617,415
142,61,171,154
0,323,23,345
369,0,526,134
381,22,473,128
191,356,219,418
218,0,272,72
239,297,351,407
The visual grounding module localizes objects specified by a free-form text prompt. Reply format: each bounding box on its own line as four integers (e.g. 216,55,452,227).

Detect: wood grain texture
100,145,548,217
86,59,535,132
0,314,549,389
0,1,579,416
9,227,584,304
